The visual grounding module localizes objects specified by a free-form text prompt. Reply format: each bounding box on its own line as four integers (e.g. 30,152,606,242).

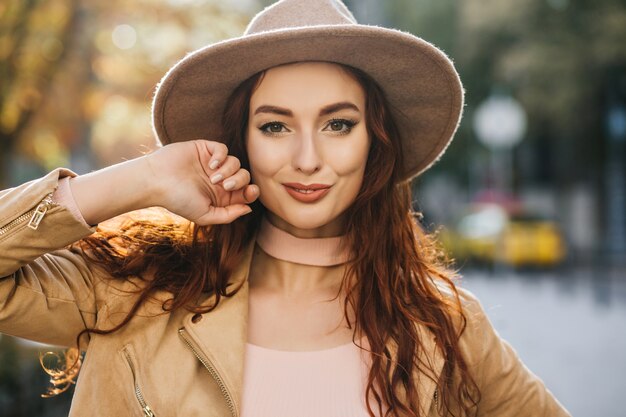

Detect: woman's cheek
247,136,282,177
325,140,369,176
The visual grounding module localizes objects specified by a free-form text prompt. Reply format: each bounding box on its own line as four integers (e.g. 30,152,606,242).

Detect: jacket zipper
0,192,56,237
433,387,439,409
122,347,156,417
178,328,237,417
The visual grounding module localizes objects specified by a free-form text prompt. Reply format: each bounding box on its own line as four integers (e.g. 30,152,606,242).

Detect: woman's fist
147,140,259,225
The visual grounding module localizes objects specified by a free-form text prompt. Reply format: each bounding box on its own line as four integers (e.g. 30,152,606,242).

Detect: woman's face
246,61,370,238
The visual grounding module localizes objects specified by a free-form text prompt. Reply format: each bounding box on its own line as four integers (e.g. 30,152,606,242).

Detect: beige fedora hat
152,0,464,181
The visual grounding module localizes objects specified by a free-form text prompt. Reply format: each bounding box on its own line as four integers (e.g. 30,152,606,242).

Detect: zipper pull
27,193,55,230
143,406,155,417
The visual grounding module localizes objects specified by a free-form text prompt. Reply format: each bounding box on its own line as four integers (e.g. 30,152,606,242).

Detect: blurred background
0,0,624,415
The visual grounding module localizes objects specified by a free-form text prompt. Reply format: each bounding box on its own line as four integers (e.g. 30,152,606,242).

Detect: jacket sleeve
0,168,100,347
458,288,571,417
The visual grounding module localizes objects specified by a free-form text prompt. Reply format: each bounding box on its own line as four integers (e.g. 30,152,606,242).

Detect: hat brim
152,25,464,181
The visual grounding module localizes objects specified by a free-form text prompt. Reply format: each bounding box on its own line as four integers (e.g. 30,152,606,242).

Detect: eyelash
259,118,358,137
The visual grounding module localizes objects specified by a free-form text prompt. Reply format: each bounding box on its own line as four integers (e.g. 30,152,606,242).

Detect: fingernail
209,160,219,170
210,173,223,184
223,179,236,190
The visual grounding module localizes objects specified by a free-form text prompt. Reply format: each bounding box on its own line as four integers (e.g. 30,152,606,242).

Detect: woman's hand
147,140,259,225
69,139,259,226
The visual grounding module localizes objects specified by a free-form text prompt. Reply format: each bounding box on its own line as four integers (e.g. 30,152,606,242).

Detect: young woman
0,0,570,416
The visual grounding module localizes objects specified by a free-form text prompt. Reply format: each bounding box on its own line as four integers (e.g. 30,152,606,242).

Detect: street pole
473,93,527,273
474,94,526,194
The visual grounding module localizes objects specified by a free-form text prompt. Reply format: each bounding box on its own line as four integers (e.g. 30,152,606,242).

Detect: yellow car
439,204,567,268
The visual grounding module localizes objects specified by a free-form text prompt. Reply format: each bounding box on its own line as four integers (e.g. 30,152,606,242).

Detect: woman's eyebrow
253,105,293,117
252,101,361,117
319,101,360,116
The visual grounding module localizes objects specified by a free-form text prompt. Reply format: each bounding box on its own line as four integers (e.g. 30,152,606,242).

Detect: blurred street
461,266,626,417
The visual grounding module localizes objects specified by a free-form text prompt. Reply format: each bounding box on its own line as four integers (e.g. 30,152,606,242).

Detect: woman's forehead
249,61,366,111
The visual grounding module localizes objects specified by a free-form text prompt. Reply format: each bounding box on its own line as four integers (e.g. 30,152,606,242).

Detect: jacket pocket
121,345,156,417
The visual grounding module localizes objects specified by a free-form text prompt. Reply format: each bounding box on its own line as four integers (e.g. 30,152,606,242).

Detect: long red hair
49,63,480,416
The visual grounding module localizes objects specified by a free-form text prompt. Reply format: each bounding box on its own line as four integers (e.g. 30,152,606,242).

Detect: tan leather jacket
0,168,571,417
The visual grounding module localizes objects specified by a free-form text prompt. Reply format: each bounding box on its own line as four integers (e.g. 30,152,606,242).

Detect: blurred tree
385,0,458,55
0,0,76,186
458,0,626,187
385,0,625,192
1,0,255,187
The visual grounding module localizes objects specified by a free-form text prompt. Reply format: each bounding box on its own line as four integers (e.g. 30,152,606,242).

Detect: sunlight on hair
39,348,82,398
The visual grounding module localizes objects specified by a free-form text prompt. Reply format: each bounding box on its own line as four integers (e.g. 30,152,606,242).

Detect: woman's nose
291,131,322,174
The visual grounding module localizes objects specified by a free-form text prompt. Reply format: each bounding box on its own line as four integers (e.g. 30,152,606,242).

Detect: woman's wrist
69,156,159,225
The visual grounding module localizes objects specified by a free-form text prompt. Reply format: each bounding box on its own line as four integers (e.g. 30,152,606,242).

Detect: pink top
54,177,382,416
241,341,376,417
245,218,382,416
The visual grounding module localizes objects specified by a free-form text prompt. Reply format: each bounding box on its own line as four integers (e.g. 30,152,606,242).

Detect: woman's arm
1,140,257,275
0,168,95,276
70,140,259,226
68,154,156,226
0,168,100,346
0,139,259,346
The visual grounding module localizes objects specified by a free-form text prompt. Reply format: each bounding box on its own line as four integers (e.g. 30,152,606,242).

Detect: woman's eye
325,119,357,135
260,122,287,135
329,121,344,131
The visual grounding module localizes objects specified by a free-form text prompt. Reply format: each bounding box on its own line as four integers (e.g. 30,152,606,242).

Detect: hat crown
244,0,356,35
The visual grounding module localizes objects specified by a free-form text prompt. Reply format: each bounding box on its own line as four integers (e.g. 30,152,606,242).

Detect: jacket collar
181,239,444,416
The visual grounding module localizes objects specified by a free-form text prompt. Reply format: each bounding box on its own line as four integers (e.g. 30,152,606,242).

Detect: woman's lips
282,183,332,203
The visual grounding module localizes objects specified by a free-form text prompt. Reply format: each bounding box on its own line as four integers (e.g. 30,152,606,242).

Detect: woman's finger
199,140,229,171
228,184,260,205
209,155,241,185
243,184,260,203
221,168,251,191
